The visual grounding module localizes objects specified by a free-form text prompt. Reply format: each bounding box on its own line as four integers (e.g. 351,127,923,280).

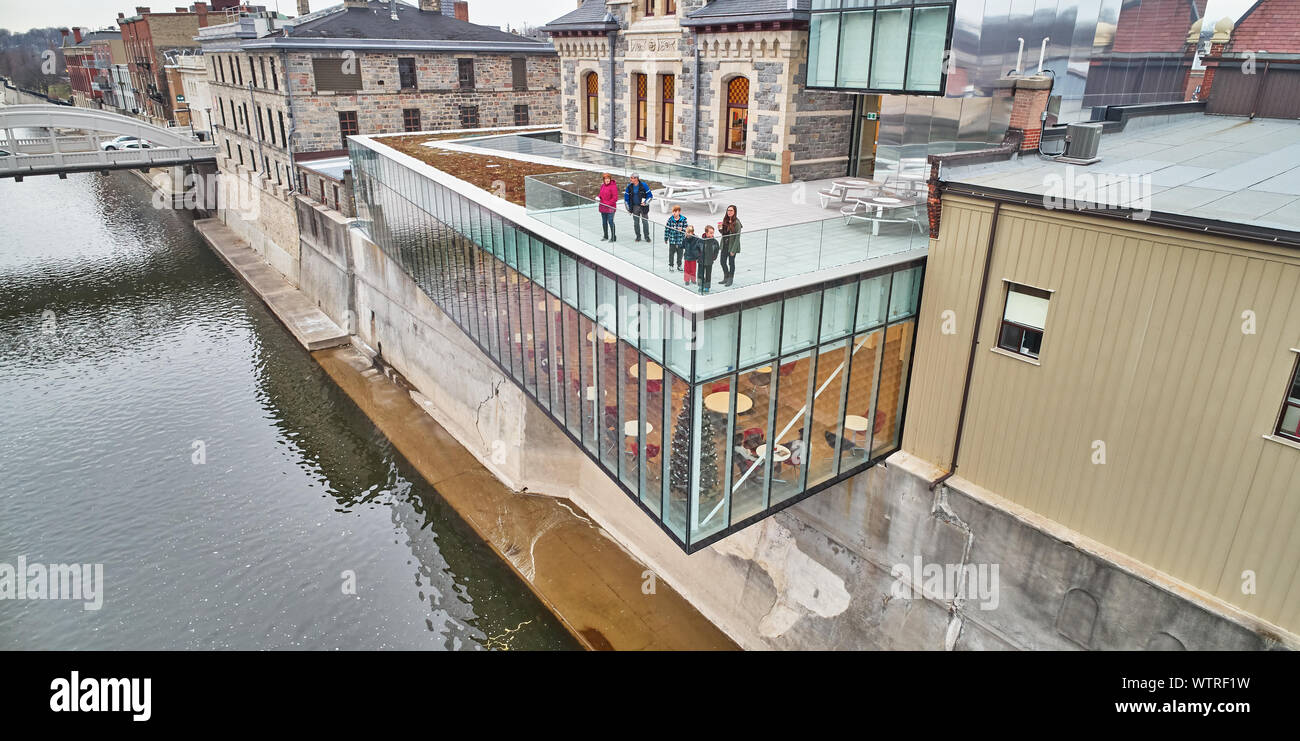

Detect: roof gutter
240,38,557,54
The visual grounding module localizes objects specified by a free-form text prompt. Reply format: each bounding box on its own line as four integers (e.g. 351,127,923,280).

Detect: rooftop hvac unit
1062,122,1102,163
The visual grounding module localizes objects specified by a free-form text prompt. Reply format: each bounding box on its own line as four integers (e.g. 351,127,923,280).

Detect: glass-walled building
349,136,922,553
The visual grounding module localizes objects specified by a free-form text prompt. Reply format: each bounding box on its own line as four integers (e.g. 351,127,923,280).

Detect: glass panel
872,320,915,457
597,271,617,334
663,371,689,540
640,297,665,363
890,265,923,321
578,313,598,454
523,278,541,400
618,341,641,494
619,284,641,344
820,281,857,342
771,350,814,505
856,273,890,330
869,8,910,90
808,339,850,487
836,11,874,89
597,324,619,472
579,262,597,318
808,12,841,87
696,311,739,380
844,329,883,476
691,378,732,545
643,356,665,517
563,303,583,438
781,291,821,354
505,266,524,380
730,364,775,524
665,307,693,378
739,301,781,368
905,6,949,93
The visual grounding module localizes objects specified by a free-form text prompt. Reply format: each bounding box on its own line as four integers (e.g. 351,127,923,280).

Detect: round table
586,330,617,344
624,421,654,437
757,444,790,462
704,391,753,415
628,362,664,380
844,414,871,445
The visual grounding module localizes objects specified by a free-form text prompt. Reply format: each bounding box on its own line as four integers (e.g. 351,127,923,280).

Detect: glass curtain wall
349,139,923,553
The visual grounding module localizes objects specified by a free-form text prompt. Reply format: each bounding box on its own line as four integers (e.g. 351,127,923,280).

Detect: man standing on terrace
624,174,654,243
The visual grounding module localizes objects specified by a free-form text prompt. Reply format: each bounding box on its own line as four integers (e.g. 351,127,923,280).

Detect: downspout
280,47,298,192
930,201,1002,491
607,28,617,152
692,28,700,166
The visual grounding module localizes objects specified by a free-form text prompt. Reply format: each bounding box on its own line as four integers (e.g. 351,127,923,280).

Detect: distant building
176,54,215,136
1198,0,1300,119
117,4,222,125
61,28,123,108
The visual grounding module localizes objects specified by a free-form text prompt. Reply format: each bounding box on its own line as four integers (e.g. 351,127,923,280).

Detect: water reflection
0,171,577,650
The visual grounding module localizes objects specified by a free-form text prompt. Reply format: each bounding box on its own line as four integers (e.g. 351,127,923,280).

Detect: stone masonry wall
287,50,560,154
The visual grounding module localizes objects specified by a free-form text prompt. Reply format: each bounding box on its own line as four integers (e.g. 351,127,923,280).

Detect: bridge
0,104,217,180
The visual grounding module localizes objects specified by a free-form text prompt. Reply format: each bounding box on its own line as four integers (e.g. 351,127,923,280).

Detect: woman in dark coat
717,205,742,286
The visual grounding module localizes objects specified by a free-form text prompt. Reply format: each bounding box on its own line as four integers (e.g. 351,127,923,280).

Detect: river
0,168,577,650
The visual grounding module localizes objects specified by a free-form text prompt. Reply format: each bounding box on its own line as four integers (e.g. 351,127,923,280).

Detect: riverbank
194,211,735,651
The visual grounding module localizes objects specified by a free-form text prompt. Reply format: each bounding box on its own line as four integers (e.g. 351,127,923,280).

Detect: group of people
597,173,743,293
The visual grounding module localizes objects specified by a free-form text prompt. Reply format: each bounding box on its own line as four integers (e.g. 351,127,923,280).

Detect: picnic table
841,195,922,235
820,179,885,208
657,180,720,214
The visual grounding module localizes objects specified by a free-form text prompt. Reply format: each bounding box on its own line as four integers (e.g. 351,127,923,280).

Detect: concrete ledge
194,218,349,351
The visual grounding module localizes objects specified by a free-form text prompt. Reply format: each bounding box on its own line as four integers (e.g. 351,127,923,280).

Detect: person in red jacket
598,173,619,242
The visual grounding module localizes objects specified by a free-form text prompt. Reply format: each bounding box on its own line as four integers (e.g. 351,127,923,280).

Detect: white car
101,136,152,151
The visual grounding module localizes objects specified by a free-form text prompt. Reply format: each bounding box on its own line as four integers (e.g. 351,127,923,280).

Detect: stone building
543,0,857,182
197,0,559,287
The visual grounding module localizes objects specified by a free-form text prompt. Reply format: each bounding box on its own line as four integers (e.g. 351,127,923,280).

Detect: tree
669,392,720,507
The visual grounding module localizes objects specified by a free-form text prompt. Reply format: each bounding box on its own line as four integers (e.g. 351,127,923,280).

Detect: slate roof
290,1,535,42
682,0,811,26
541,0,619,33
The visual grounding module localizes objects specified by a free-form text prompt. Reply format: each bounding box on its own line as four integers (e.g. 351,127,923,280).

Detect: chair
646,379,663,394
645,444,661,459
711,382,730,394
824,430,867,459
779,363,795,377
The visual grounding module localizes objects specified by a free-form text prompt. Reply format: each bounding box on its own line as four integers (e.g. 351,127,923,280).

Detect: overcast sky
0,0,1265,34
0,0,581,33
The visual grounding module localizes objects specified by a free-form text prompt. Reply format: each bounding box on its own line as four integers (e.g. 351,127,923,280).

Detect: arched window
725,77,749,154
585,72,599,134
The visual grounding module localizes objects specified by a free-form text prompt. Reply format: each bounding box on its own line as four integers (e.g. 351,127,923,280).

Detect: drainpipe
692,29,700,166
280,47,298,193
931,201,1002,491
607,28,617,152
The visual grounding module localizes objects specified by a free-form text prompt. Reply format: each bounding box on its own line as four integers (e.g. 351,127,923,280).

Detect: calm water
0,170,577,650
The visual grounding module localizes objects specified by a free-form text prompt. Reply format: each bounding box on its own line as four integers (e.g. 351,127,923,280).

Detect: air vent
1061,122,1102,164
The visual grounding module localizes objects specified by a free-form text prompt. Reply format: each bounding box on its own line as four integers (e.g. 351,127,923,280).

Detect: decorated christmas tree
669,392,720,503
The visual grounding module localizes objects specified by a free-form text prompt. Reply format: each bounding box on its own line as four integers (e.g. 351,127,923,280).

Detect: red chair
711,382,731,394
645,444,661,459
779,363,795,376
646,380,663,394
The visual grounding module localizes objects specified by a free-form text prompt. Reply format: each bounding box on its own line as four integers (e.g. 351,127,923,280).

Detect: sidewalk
194,218,349,351
315,346,739,651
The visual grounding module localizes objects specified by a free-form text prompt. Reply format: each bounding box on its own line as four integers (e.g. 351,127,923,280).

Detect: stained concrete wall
291,218,1292,651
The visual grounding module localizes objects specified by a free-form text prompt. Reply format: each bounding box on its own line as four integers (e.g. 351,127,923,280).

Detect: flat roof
945,114,1300,237
299,156,350,180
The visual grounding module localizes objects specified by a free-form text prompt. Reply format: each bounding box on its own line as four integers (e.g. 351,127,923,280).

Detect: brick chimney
1198,16,1234,102
419,0,441,11
1005,75,1053,152
453,1,468,21
135,7,151,14
297,0,310,16
72,27,83,44
194,2,208,26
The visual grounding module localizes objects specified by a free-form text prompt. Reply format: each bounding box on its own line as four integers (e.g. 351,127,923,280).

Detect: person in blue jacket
623,173,654,242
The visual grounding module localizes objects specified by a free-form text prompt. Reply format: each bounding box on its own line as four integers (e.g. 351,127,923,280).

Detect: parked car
0,149,10,157
101,136,152,151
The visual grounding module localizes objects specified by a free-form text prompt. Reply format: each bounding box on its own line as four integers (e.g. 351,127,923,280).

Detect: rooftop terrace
419,132,930,306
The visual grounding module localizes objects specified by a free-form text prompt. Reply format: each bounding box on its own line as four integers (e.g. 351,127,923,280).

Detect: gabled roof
541,0,618,33
682,0,810,26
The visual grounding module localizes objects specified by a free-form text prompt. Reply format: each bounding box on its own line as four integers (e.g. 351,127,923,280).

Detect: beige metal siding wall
905,194,1300,632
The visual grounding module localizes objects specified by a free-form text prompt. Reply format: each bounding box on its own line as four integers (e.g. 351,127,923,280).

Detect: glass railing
456,133,780,187
523,176,928,297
